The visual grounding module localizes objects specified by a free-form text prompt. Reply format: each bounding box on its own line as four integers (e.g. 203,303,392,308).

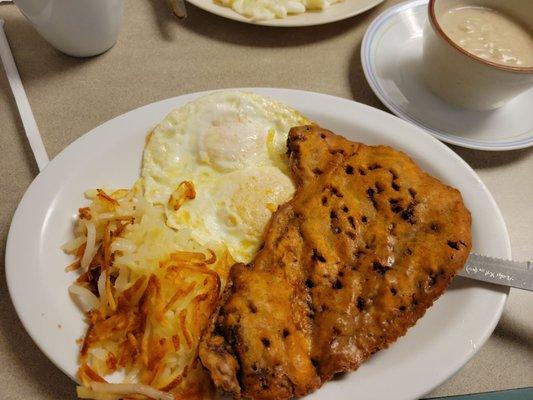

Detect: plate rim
185,0,384,27
5,87,510,399
360,0,533,151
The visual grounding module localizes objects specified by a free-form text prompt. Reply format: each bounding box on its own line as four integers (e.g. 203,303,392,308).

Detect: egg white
142,91,311,263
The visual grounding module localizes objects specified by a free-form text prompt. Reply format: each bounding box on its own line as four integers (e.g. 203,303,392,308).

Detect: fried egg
142,91,311,263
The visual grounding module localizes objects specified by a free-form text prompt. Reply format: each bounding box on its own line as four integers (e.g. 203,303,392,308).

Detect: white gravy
438,6,533,67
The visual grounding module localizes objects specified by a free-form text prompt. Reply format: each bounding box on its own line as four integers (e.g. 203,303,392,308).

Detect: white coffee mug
422,0,533,110
14,0,123,57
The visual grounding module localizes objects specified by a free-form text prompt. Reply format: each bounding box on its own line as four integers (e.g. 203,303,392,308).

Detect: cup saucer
361,0,533,151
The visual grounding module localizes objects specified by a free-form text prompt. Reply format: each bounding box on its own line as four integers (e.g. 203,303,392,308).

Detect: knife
457,253,533,291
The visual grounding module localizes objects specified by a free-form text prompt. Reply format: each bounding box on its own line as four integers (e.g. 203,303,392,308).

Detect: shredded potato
64,179,233,400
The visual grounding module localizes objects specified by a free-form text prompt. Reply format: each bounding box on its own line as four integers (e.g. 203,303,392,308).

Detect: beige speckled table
0,0,531,399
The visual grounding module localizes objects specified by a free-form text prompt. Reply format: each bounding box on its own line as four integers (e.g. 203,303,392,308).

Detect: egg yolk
197,119,268,172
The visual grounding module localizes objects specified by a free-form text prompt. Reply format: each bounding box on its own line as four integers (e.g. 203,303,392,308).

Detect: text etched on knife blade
465,265,515,282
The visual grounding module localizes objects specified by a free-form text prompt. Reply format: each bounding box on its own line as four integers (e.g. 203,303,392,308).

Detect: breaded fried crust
200,125,472,400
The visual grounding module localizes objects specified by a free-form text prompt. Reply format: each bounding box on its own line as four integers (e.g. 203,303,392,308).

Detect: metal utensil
458,253,533,291
0,19,49,171
168,0,187,19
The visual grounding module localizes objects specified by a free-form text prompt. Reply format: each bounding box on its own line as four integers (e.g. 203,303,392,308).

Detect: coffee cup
14,0,123,57
422,0,533,110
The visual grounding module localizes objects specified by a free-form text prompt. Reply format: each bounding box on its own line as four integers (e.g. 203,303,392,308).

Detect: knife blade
457,253,533,291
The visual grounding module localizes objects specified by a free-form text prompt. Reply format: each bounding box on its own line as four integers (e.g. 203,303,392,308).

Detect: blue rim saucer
361,0,533,151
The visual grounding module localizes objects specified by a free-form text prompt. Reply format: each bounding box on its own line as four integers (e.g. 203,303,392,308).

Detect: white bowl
422,0,533,110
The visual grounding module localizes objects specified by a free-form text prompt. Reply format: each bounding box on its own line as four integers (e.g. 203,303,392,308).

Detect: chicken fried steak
199,125,472,400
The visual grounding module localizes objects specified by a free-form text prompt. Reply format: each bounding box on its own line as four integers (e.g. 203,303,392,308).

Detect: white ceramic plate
361,0,533,151
186,0,383,27
6,88,509,400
